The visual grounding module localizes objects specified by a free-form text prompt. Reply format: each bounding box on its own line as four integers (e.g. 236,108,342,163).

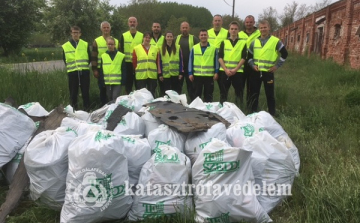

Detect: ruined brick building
273,0,360,69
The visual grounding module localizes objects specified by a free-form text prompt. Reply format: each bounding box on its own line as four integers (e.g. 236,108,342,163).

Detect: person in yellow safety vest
218,21,247,105
132,32,161,98
175,22,200,101
188,29,219,102
158,31,184,95
62,26,91,111
247,20,288,116
120,17,144,94
100,37,127,102
207,14,229,49
91,21,120,106
150,22,166,97
238,15,261,110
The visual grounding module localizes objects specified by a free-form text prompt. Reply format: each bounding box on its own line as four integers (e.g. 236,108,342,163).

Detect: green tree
0,0,46,56
222,14,244,30
45,0,120,44
165,15,187,36
258,6,279,31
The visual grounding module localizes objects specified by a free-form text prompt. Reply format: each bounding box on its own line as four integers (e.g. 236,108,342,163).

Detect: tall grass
1,53,360,222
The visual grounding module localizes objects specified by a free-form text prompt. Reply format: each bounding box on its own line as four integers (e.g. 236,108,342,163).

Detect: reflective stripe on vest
95,36,119,68
238,29,261,48
123,31,143,62
207,28,228,49
175,34,195,51
193,44,216,77
253,36,279,71
62,39,89,72
134,45,158,80
220,39,246,72
101,52,125,85
161,45,180,78
150,35,165,50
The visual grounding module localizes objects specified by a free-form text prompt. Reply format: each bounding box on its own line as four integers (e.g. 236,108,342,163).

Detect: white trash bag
120,135,151,185
217,102,246,124
113,112,145,136
60,130,133,223
0,103,36,168
193,138,271,223
64,105,90,121
148,124,186,153
116,88,154,112
188,97,222,112
24,127,78,209
128,145,192,221
141,108,162,137
247,111,300,172
60,117,103,136
243,131,298,213
226,120,264,148
18,102,49,117
185,123,227,165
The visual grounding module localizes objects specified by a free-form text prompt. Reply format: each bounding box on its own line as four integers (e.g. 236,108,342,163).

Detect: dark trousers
125,62,135,94
163,76,182,95
180,75,195,102
193,76,214,102
248,71,276,115
158,76,165,97
217,71,243,104
68,70,90,111
97,69,108,106
243,62,253,107
136,78,157,98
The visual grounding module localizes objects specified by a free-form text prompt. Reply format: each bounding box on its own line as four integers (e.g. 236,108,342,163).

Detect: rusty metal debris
145,101,230,133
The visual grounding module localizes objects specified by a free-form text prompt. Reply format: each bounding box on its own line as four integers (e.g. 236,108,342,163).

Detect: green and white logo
240,124,255,137
207,212,230,223
203,149,240,174
154,148,180,163
94,131,114,142
142,201,176,218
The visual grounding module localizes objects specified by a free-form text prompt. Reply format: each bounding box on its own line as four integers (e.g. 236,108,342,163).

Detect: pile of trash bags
0,88,300,223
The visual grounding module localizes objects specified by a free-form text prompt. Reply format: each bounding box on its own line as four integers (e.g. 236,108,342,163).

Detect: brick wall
273,0,360,69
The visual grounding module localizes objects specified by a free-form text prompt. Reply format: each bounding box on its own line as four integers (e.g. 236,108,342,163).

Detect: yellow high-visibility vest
175,34,194,51
238,29,261,48
123,31,143,62
253,36,279,71
101,51,125,85
161,45,180,78
95,36,119,68
134,45,158,80
150,35,165,49
207,28,228,49
62,39,89,72
193,43,216,77
220,39,246,72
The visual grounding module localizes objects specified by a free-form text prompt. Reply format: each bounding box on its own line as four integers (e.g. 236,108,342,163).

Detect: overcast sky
109,0,335,21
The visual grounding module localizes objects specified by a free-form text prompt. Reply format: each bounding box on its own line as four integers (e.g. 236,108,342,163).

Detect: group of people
62,14,288,116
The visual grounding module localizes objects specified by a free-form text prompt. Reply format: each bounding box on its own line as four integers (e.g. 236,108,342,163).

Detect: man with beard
120,17,143,94
175,22,199,102
150,22,165,96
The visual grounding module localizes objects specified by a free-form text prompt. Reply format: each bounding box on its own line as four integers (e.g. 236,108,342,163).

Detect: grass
1,52,360,222
0,47,63,64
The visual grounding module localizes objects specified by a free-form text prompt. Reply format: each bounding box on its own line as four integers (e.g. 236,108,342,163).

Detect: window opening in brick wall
291,36,293,43
356,26,360,37
297,34,300,42
306,33,309,43
334,24,341,39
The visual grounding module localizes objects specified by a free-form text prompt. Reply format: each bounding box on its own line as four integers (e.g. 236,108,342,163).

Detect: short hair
199,29,208,33
100,21,111,29
143,31,152,38
106,36,115,43
180,21,189,28
213,14,222,18
71,26,81,32
228,21,240,29
152,22,161,26
259,19,270,27
245,15,255,21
